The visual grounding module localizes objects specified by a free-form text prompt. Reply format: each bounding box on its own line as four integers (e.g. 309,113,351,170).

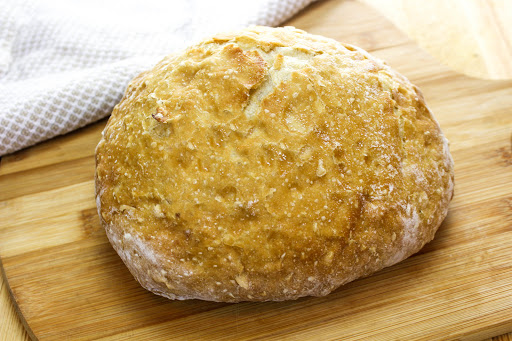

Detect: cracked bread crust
95,26,454,302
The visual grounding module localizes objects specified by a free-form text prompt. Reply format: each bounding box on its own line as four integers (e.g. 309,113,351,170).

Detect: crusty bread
95,26,454,302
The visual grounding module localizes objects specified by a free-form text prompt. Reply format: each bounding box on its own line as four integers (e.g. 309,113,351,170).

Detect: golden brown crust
95,26,454,302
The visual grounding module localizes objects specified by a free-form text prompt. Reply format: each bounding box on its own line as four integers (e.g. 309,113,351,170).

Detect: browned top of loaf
95,26,454,302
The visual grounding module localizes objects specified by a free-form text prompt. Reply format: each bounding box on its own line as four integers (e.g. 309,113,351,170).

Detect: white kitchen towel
0,0,315,156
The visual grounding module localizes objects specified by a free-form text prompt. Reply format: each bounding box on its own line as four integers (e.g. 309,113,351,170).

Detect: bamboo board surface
1,1,512,340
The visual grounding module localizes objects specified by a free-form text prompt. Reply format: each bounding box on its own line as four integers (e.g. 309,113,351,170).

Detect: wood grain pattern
362,0,512,80
1,0,512,340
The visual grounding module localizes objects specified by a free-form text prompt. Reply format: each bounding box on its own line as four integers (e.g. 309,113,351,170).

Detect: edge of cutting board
0,259,37,341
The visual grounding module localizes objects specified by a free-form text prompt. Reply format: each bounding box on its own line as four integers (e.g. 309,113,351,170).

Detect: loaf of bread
95,26,454,302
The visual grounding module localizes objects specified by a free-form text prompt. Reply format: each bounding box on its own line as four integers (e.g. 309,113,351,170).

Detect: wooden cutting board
1,1,512,340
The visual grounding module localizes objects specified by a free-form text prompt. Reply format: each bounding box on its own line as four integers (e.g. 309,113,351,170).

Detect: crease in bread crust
95,26,454,302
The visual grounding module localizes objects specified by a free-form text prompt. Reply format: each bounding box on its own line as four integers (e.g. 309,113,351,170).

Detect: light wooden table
362,0,512,81
1,0,511,340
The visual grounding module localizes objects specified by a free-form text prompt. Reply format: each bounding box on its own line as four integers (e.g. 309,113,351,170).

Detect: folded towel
0,0,315,156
